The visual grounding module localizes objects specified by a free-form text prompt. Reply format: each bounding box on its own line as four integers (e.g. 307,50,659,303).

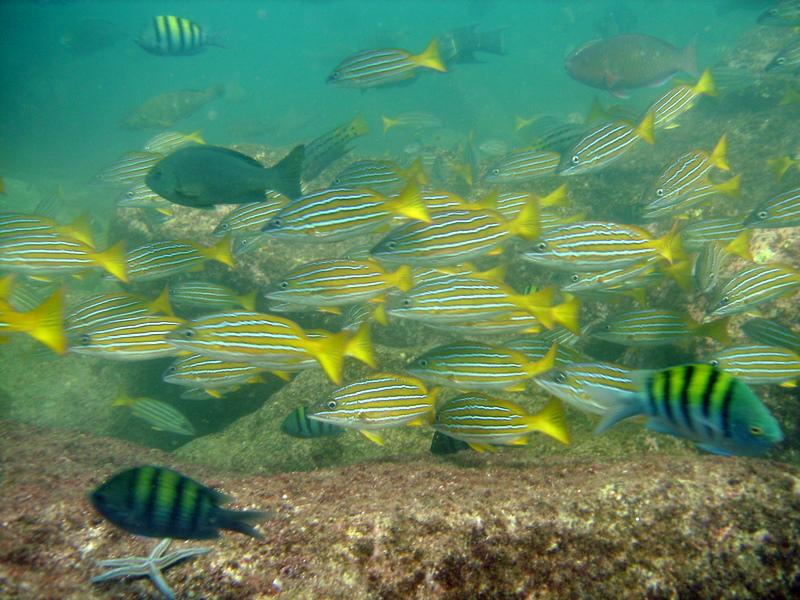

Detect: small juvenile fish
170,281,256,311
69,314,184,361
534,362,636,416
327,38,446,88
137,15,223,56
433,395,569,452
144,130,205,154
648,69,716,130
382,111,442,134
90,465,268,539
0,288,66,354
113,393,195,436
483,149,561,184
744,187,800,229
96,151,163,186
741,318,800,354
585,364,784,456
708,263,800,317
163,354,266,392
66,288,172,332
212,191,290,237
261,184,429,242
591,309,729,346
125,238,233,282
266,259,412,308
406,341,557,392
281,405,345,439
307,373,438,445
709,345,800,386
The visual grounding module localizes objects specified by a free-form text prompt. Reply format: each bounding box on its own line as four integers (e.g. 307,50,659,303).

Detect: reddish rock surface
1,420,798,599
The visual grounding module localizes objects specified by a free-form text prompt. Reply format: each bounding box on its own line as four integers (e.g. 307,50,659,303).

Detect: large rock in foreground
1,421,798,599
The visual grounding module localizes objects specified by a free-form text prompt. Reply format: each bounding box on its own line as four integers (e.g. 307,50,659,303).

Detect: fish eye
604,323,612,331
535,241,547,252
709,359,719,367
326,400,337,409
386,241,397,250
219,222,229,231
270,218,283,228
720,295,729,305
749,425,763,436
570,273,580,282
757,210,768,220
333,177,341,185
279,281,289,289
776,57,786,65
165,366,176,374
656,188,664,197
182,329,196,338
491,168,500,176
402,298,411,307
571,155,580,164
330,71,340,80
554,371,567,384
78,334,91,345
418,358,428,367
126,190,135,198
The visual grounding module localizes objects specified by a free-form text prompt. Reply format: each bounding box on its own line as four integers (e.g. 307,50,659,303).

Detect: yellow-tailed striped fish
681,217,752,260
742,318,800,354
303,114,370,181
125,237,233,282
692,242,730,297
0,212,94,247
332,158,427,192
170,281,255,311
559,257,659,293
266,259,412,308
758,1,800,26
433,395,569,452
65,288,172,332
483,149,561,184
642,175,741,221
307,373,438,445
0,233,127,282
426,310,543,337
382,111,442,134
648,69,715,130
587,364,783,456
765,38,800,73
327,38,446,89
522,221,682,271
744,186,800,229
163,354,265,393
592,309,729,346
534,362,636,416
505,335,588,366
406,341,557,392
708,263,800,317
213,191,290,238
556,112,654,175
117,182,172,214
137,15,222,56
709,345,800,386
95,151,163,186
0,286,66,354
69,314,184,361
143,130,204,154
261,184,429,242
385,275,580,332
166,312,374,384
113,392,195,436
489,185,567,220
0,275,57,312
371,202,540,267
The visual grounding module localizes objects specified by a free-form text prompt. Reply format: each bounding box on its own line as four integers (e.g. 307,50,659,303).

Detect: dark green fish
439,24,505,65
281,405,345,439
146,145,304,207
90,465,268,539
429,430,470,455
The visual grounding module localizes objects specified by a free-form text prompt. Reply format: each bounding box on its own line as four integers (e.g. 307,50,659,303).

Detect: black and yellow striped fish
137,16,222,56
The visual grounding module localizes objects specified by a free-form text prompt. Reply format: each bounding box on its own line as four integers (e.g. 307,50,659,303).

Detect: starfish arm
148,561,176,600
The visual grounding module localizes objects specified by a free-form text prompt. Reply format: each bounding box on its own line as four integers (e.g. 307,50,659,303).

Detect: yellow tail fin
62,213,94,248
308,331,347,384
515,115,536,131
507,197,540,241
709,134,730,171
200,236,235,268
91,241,128,283
652,224,685,265
388,182,430,223
518,287,556,328
3,289,67,355
413,38,447,72
663,259,693,293
635,111,655,145
526,397,570,445
539,184,568,208
187,130,205,145
236,290,257,311
693,316,730,344
401,157,428,186
372,302,388,326
112,391,135,407
692,68,716,97
349,114,369,136
345,322,376,368
552,295,581,335
723,230,752,261
146,285,174,315
382,116,398,134
388,264,414,292
524,342,557,378
767,156,794,180
712,173,741,197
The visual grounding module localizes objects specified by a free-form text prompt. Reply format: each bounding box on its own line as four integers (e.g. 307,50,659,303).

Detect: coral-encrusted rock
1,421,798,599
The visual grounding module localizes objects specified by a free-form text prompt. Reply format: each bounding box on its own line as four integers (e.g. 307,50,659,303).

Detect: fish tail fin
539,183,568,208
474,263,506,283
709,134,730,171
712,173,741,197
525,397,570,445
584,97,608,125
218,508,270,540
345,322,376,368
5,289,67,355
401,156,428,186
652,223,684,264
0,274,15,300
519,287,555,328
200,236,235,268
268,144,305,199
349,114,369,136
237,290,257,311
388,265,414,292
767,156,794,180
62,212,94,247
388,181,430,222
523,342,557,378
146,285,174,316
308,331,347,384
508,197,540,240
682,38,699,76
635,111,655,145
663,259,693,293
371,302,388,326
187,130,205,145
91,241,128,283
515,115,535,131
693,68,716,97
112,391,135,407
693,316,731,344
723,230,752,261
552,294,581,335
382,116,398,134
413,38,447,72
595,392,645,433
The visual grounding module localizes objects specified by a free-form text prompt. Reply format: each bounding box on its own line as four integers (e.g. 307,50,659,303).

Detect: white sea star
91,538,212,599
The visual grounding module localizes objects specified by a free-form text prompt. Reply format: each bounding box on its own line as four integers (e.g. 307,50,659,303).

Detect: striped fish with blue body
433,395,569,453
137,15,223,56
642,177,741,222
584,364,784,456
406,341,557,392
90,465,267,539
113,392,195,436
125,238,233,282
709,345,800,386
170,281,256,311
261,184,429,242
534,362,636,416
69,314,184,361
592,309,730,347
213,191,290,237
744,187,800,229
742,318,800,354
483,149,561,184
708,263,800,317
307,373,438,445
65,288,172,332
327,38,446,88
281,405,345,439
